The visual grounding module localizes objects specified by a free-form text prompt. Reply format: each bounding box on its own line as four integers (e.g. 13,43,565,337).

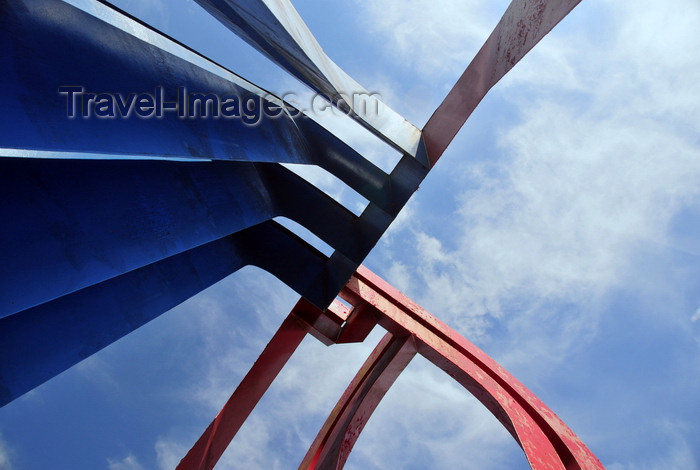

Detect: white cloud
0,433,13,470
154,328,386,469
184,268,300,413
379,202,415,247
120,2,699,470
355,0,507,80
107,454,144,470
214,331,387,467
692,307,700,323
345,357,524,469
177,337,526,470
150,268,386,468
67,2,699,470
360,3,700,466
155,438,188,470
606,420,697,470
124,269,305,470
380,0,700,360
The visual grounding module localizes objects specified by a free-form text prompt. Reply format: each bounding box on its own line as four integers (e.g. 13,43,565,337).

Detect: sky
1,0,699,469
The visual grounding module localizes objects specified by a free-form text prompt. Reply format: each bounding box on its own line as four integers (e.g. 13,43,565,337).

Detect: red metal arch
177,267,602,469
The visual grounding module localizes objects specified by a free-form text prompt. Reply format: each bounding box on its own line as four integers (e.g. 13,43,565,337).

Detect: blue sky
1,0,699,469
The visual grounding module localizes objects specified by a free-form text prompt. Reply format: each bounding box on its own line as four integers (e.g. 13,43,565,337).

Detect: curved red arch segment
329,267,603,469
300,333,417,469
177,267,602,469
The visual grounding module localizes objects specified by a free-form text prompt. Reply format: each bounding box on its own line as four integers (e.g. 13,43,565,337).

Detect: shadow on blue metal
0,0,427,406
0,0,581,420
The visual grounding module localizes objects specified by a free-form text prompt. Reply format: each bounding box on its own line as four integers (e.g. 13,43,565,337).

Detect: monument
0,0,601,468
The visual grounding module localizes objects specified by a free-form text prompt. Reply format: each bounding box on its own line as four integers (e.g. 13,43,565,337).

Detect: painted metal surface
2,1,597,467
0,158,274,317
299,333,417,469
176,312,312,470
1,0,305,164
422,0,583,166
0,220,334,406
0,0,428,404
341,267,603,470
176,267,603,469
0,0,397,200
193,0,423,159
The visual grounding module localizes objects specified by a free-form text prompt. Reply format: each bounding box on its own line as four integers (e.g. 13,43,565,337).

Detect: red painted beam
176,311,311,470
340,267,602,469
422,0,582,166
179,267,601,469
300,333,417,470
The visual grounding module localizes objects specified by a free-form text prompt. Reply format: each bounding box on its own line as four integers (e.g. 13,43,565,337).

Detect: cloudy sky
1,0,699,469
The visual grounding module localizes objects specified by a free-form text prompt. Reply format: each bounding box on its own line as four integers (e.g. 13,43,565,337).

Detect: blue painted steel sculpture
0,0,428,406
0,0,581,431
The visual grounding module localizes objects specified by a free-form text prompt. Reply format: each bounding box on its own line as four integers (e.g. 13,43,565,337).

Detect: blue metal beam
0,0,429,408
193,0,423,158
0,158,276,317
0,221,330,406
0,0,396,209
1,156,397,317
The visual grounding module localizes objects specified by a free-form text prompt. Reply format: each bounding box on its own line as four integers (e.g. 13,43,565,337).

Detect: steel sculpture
0,0,602,468
178,267,603,469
